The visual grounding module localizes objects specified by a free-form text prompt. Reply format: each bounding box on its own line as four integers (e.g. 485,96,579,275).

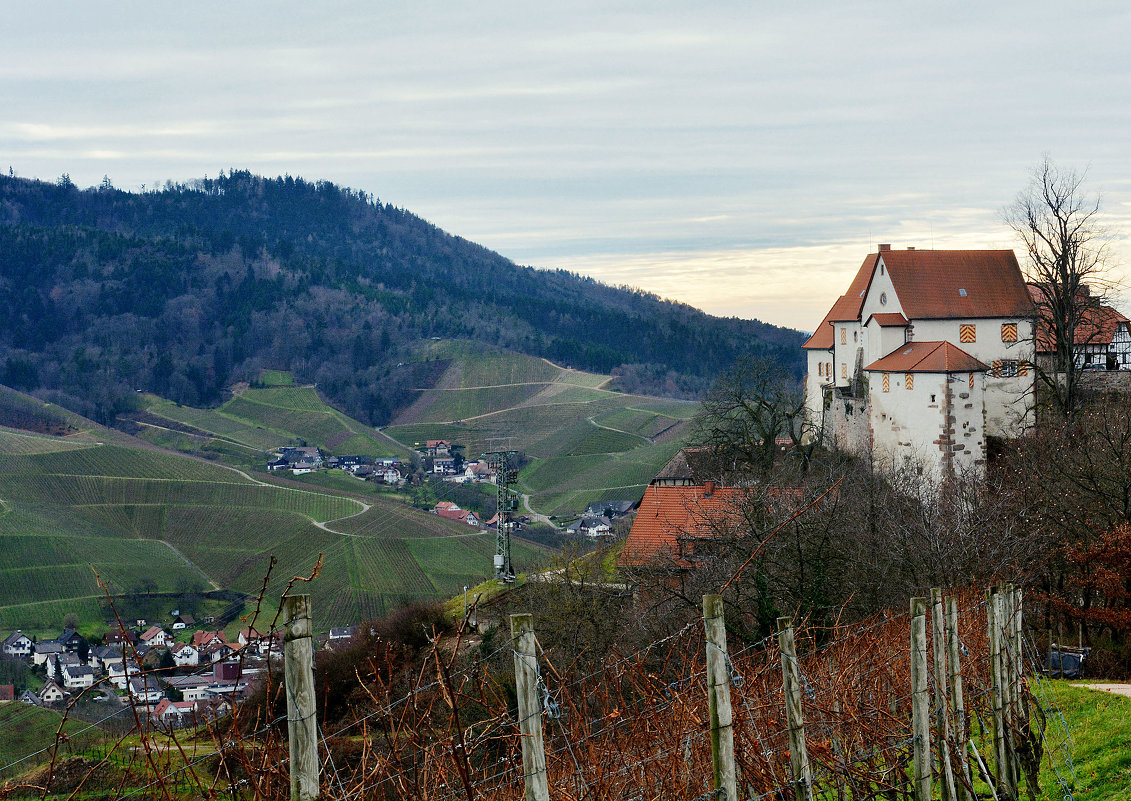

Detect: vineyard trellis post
703,594,737,801
945,594,972,801
283,593,319,801
510,613,550,801
777,616,813,801
931,589,957,801
910,596,931,801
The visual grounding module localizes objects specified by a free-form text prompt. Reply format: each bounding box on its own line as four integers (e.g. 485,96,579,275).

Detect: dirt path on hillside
521,494,557,528
160,540,221,590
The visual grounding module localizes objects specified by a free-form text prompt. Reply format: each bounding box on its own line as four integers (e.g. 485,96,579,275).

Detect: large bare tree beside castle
1006,157,1114,419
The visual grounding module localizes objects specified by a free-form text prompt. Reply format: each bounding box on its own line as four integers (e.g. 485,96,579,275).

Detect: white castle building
802,246,1036,480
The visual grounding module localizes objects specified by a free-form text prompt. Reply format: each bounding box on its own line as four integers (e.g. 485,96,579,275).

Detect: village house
803,247,1037,481
171,612,196,630
130,675,165,705
56,628,84,653
61,661,95,691
567,516,613,539
584,500,637,520
424,440,451,457
2,631,32,658
151,697,199,728
432,502,479,526
39,680,66,706
172,643,200,667
47,652,80,681
89,644,129,672
32,640,63,666
191,630,226,649
140,625,171,648
432,456,457,475
107,659,142,689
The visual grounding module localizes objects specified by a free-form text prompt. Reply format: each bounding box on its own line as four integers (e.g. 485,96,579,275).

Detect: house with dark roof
2,631,32,658
804,246,1037,479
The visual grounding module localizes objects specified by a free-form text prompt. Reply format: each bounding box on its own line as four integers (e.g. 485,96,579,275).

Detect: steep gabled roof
865,341,987,373
803,254,879,349
882,250,1033,320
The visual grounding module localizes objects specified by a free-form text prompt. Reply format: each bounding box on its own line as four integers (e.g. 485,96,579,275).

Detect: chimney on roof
907,246,915,251
703,481,715,497
878,244,891,252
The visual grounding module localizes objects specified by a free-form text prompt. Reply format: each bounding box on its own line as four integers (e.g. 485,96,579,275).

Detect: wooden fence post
283,594,319,801
511,614,550,801
703,595,738,801
777,617,814,801
910,596,931,801
988,588,1009,800
931,589,957,801
945,595,972,801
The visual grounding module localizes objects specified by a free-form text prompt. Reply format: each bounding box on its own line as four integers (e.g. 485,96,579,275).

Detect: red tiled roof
808,251,1033,349
865,341,987,373
882,250,1033,320
1028,285,1129,352
865,313,910,327
433,501,460,511
804,254,879,349
618,483,744,566
436,508,476,523
140,625,165,642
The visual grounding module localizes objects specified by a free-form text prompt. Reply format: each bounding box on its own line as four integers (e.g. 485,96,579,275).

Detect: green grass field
0,703,105,778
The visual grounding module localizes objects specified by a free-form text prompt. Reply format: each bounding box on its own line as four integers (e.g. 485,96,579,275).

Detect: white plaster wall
831,321,864,387
804,349,831,442
868,371,946,477
908,318,1035,436
865,319,910,365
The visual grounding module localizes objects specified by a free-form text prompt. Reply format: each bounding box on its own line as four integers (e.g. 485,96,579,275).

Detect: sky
4,1,1131,331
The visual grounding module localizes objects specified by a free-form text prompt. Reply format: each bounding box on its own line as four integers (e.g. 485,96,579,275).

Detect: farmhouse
803,247,1036,481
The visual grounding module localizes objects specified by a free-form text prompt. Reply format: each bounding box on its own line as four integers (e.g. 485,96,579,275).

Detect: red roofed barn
804,246,1037,480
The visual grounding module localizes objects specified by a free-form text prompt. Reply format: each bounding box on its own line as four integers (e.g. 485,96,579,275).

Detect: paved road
1078,683,1131,697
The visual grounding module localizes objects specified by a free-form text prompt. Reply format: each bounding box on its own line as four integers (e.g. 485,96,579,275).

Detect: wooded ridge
0,171,805,428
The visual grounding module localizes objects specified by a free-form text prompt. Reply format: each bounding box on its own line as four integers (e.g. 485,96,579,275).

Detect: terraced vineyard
0,398,550,633
142,379,406,460
385,343,698,518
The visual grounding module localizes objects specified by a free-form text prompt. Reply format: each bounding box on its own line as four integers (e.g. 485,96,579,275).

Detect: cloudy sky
4,1,1130,330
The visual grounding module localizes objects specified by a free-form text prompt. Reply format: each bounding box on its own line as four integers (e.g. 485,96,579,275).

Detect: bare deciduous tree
691,355,816,476
1005,156,1114,419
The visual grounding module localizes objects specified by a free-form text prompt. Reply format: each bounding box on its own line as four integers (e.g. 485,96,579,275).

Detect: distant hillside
0,171,805,428
0,386,548,633
383,341,696,517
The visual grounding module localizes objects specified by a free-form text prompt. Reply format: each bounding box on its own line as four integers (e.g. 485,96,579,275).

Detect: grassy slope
142,382,411,461
0,703,103,778
1041,682,1131,799
384,342,697,517
0,386,549,633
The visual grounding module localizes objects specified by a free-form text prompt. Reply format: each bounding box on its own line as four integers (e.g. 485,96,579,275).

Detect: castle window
1001,322,1018,343
880,292,888,305
998,360,1019,377
959,323,976,343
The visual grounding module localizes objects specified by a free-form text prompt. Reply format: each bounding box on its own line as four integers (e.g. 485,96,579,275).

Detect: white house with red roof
139,625,171,648
804,246,1037,479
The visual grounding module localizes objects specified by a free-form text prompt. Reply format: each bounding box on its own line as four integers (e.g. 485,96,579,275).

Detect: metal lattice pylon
483,451,518,582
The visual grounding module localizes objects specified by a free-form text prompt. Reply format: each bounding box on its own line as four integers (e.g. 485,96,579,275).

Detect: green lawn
1037,682,1131,799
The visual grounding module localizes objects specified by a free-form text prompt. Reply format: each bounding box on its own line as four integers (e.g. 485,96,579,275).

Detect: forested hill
0,171,804,426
